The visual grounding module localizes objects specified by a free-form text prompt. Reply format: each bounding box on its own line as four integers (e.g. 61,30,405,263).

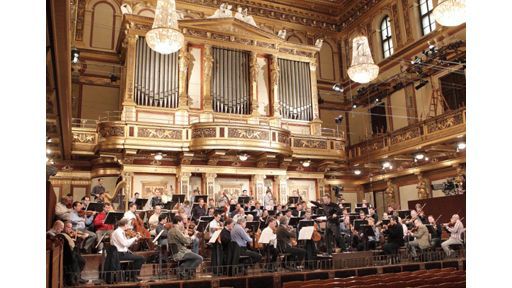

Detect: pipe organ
278,59,313,121
134,37,179,108
211,47,251,115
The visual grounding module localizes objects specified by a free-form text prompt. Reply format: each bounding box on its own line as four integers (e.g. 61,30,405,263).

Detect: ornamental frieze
228,128,269,140
390,127,421,145
191,127,216,138
293,138,327,149
72,132,96,144
277,132,289,144
99,126,125,137
426,113,463,133
137,128,182,140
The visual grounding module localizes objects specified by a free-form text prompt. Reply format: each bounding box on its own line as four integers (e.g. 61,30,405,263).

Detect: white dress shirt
110,227,137,252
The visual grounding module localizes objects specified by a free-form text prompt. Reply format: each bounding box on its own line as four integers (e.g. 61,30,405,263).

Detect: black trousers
325,224,344,254
383,243,400,255
283,246,306,263
240,247,262,265
118,252,145,277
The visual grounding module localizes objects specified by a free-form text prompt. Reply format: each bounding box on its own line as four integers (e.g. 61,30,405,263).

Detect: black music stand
86,202,104,212
288,217,301,228
381,219,390,226
195,221,209,233
267,210,276,216
199,216,214,223
163,201,176,210
171,194,185,203
288,196,300,205
214,207,225,214
398,210,411,219
104,212,125,226
245,211,257,219
342,203,352,212
193,195,208,203
355,207,369,215
135,198,148,210
229,204,237,212
298,220,314,232
353,219,368,231
246,221,260,234
238,196,251,205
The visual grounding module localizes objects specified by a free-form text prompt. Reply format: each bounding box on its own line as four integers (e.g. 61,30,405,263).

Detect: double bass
132,213,155,250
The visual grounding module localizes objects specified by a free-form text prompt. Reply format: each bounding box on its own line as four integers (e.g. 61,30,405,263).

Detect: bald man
441,214,465,257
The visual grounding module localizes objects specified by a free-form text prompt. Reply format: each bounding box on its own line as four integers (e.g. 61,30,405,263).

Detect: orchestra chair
101,245,134,283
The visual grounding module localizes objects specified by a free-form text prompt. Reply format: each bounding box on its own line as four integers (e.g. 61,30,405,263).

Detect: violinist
405,219,430,259
322,194,344,255
124,202,137,228
168,215,204,280
415,203,428,224
93,202,114,253
47,220,65,237
55,195,73,221
148,205,162,234
382,216,404,256
70,201,97,253
441,214,465,257
60,221,87,284
427,215,443,247
259,217,278,271
155,214,170,247
110,218,145,281
276,216,306,270
81,196,91,209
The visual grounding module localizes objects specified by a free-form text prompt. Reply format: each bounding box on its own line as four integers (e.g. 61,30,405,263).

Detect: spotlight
354,169,362,175
425,157,429,161
457,142,466,150
414,153,425,160
46,148,51,155
46,137,52,143
382,161,392,169
332,83,344,93
411,56,422,65
415,79,428,90
375,98,379,103
335,115,344,124
154,153,163,160
352,104,357,109
238,153,249,161
71,48,80,64
302,160,311,167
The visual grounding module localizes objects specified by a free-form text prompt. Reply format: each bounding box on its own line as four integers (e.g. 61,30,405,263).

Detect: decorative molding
293,138,328,149
72,132,96,143
191,127,216,138
137,128,182,140
227,128,269,140
99,126,125,137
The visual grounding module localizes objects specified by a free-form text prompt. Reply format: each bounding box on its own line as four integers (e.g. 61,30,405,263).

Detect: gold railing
348,107,466,159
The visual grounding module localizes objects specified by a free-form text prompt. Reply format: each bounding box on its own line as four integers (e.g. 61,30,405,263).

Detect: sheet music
298,226,314,240
316,216,327,221
153,229,164,244
208,229,222,244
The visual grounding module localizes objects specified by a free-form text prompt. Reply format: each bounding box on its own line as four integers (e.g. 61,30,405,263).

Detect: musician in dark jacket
382,216,404,255
322,194,344,254
428,215,443,247
191,198,207,221
220,218,234,252
276,216,306,268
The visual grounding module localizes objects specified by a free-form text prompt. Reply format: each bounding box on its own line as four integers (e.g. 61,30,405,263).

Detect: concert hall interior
46,0,466,287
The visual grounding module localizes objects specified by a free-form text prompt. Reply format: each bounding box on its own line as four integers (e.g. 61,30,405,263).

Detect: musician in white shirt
258,217,278,271
110,218,145,280
123,202,137,228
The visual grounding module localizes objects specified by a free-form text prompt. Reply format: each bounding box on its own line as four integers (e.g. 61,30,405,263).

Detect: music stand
356,203,363,208
398,210,411,219
171,194,185,203
135,198,148,210
229,204,237,212
193,195,208,203
195,221,209,233
104,212,125,226
353,219,368,231
342,203,352,212
361,225,375,237
355,207,369,215
199,216,214,223
288,196,300,205
349,215,357,223
86,202,104,212
288,217,301,228
246,221,260,234
267,210,276,216
163,201,176,210
238,196,251,205
214,208,225,215
245,211,257,219
381,219,390,226
298,220,314,232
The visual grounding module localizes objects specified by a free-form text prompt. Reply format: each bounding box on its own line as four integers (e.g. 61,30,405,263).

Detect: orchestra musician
428,215,443,247
382,216,404,256
124,202,137,228
233,207,246,223
357,217,380,251
292,202,304,217
110,218,145,281
93,202,114,253
81,196,91,210
276,216,306,270
55,195,73,221
217,191,230,208
263,188,275,210
148,205,162,235
441,214,465,257
259,217,279,271
91,178,106,199
369,207,378,222
231,218,262,265
155,214,170,247
253,202,263,217
220,218,234,252
168,215,204,280
47,220,65,237
406,219,431,259
209,211,223,233
322,194,344,254
191,198,207,221
60,221,87,284
415,203,428,224
70,201,97,253
150,190,164,208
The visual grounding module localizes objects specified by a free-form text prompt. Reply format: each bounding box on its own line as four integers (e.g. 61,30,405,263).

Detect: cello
132,212,155,250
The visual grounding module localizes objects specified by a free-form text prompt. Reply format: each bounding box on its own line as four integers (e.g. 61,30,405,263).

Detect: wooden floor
75,257,465,288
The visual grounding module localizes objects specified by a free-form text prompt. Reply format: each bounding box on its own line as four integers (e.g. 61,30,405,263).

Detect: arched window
381,16,394,58
418,0,436,35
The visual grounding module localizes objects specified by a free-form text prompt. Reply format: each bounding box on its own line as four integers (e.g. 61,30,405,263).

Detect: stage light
154,153,163,160
414,153,425,160
332,83,344,92
46,148,51,155
71,48,80,64
302,160,311,167
375,98,379,103
335,115,344,124
382,161,392,169
354,169,362,175
238,153,249,161
352,104,357,109
457,142,466,150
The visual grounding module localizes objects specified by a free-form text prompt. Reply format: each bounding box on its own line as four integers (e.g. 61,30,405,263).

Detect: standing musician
441,214,465,257
382,216,404,256
70,201,97,253
220,218,234,252
110,218,145,281
406,219,431,258
91,178,106,199
167,215,203,279
231,218,262,265
276,216,306,270
191,198,207,221
209,212,223,233
322,194,344,254
427,215,443,247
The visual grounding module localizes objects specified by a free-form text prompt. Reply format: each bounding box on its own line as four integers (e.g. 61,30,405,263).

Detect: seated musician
110,218,145,281
357,217,380,251
406,219,431,258
441,214,465,257
55,195,73,221
246,199,256,211
339,216,353,249
207,207,215,217
253,202,263,217
369,207,378,222
60,221,87,284
382,216,404,255
231,218,262,264
192,198,207,221
292,203,304,217
405,210,418,227
276,216,306,269
129,192,140,203
208,199,216,209
47,220,65,237
124,202,137,228
155,214,170,247
70,201,97,253
178,212,200,254
259,210,269,229
233,207,246,223
427,215,443,247
220,218,234,252
284,209,293,225
81,196,91,210
209,211,223,233
259,217,278,271
168,215,203,279
217,191,230,208
148,205,162,235
150,190,164,208
93,202,114,253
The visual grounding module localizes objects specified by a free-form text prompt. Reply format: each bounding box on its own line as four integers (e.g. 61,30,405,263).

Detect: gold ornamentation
137,128,182,140
228,128,269,140
191,127,216,138
385,179,396,208
277,132,289,144
72,132,96,144
390,127,421,145
99,126,125,137
427,113,463,133
75,0,86,42
293,138,327,149
417,174,429,199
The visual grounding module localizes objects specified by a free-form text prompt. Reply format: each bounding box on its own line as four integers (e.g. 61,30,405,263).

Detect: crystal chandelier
146,0,184,54
432,0,466,27
347,36,379,84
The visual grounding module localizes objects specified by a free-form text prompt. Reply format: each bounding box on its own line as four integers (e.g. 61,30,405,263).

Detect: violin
125,229,139,239
78,210,96,217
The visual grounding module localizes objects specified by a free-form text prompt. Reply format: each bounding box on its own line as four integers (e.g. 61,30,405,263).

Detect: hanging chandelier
347,36,379,84
432,0,466,27
146,0,184,54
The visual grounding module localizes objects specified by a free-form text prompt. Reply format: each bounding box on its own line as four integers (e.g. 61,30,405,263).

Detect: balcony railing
348,107,466,159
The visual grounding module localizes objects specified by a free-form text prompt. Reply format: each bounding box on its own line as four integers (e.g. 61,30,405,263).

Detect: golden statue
454,165,466,194
416,174,429,199
384,179,395,208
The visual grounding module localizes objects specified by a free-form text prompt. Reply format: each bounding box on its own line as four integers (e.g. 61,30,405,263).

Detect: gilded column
205,173,217,202
202,45,214,111
310,58,322,135
123,34,138,106
318,178,326,198
277,175,289,205
249,52,260,116
270,55,281,118
122,172,134,211
178,172,192,199
252,174,266,203
178,42,191,109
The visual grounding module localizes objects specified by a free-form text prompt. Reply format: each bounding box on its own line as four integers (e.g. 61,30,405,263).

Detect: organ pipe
277,58,313,121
